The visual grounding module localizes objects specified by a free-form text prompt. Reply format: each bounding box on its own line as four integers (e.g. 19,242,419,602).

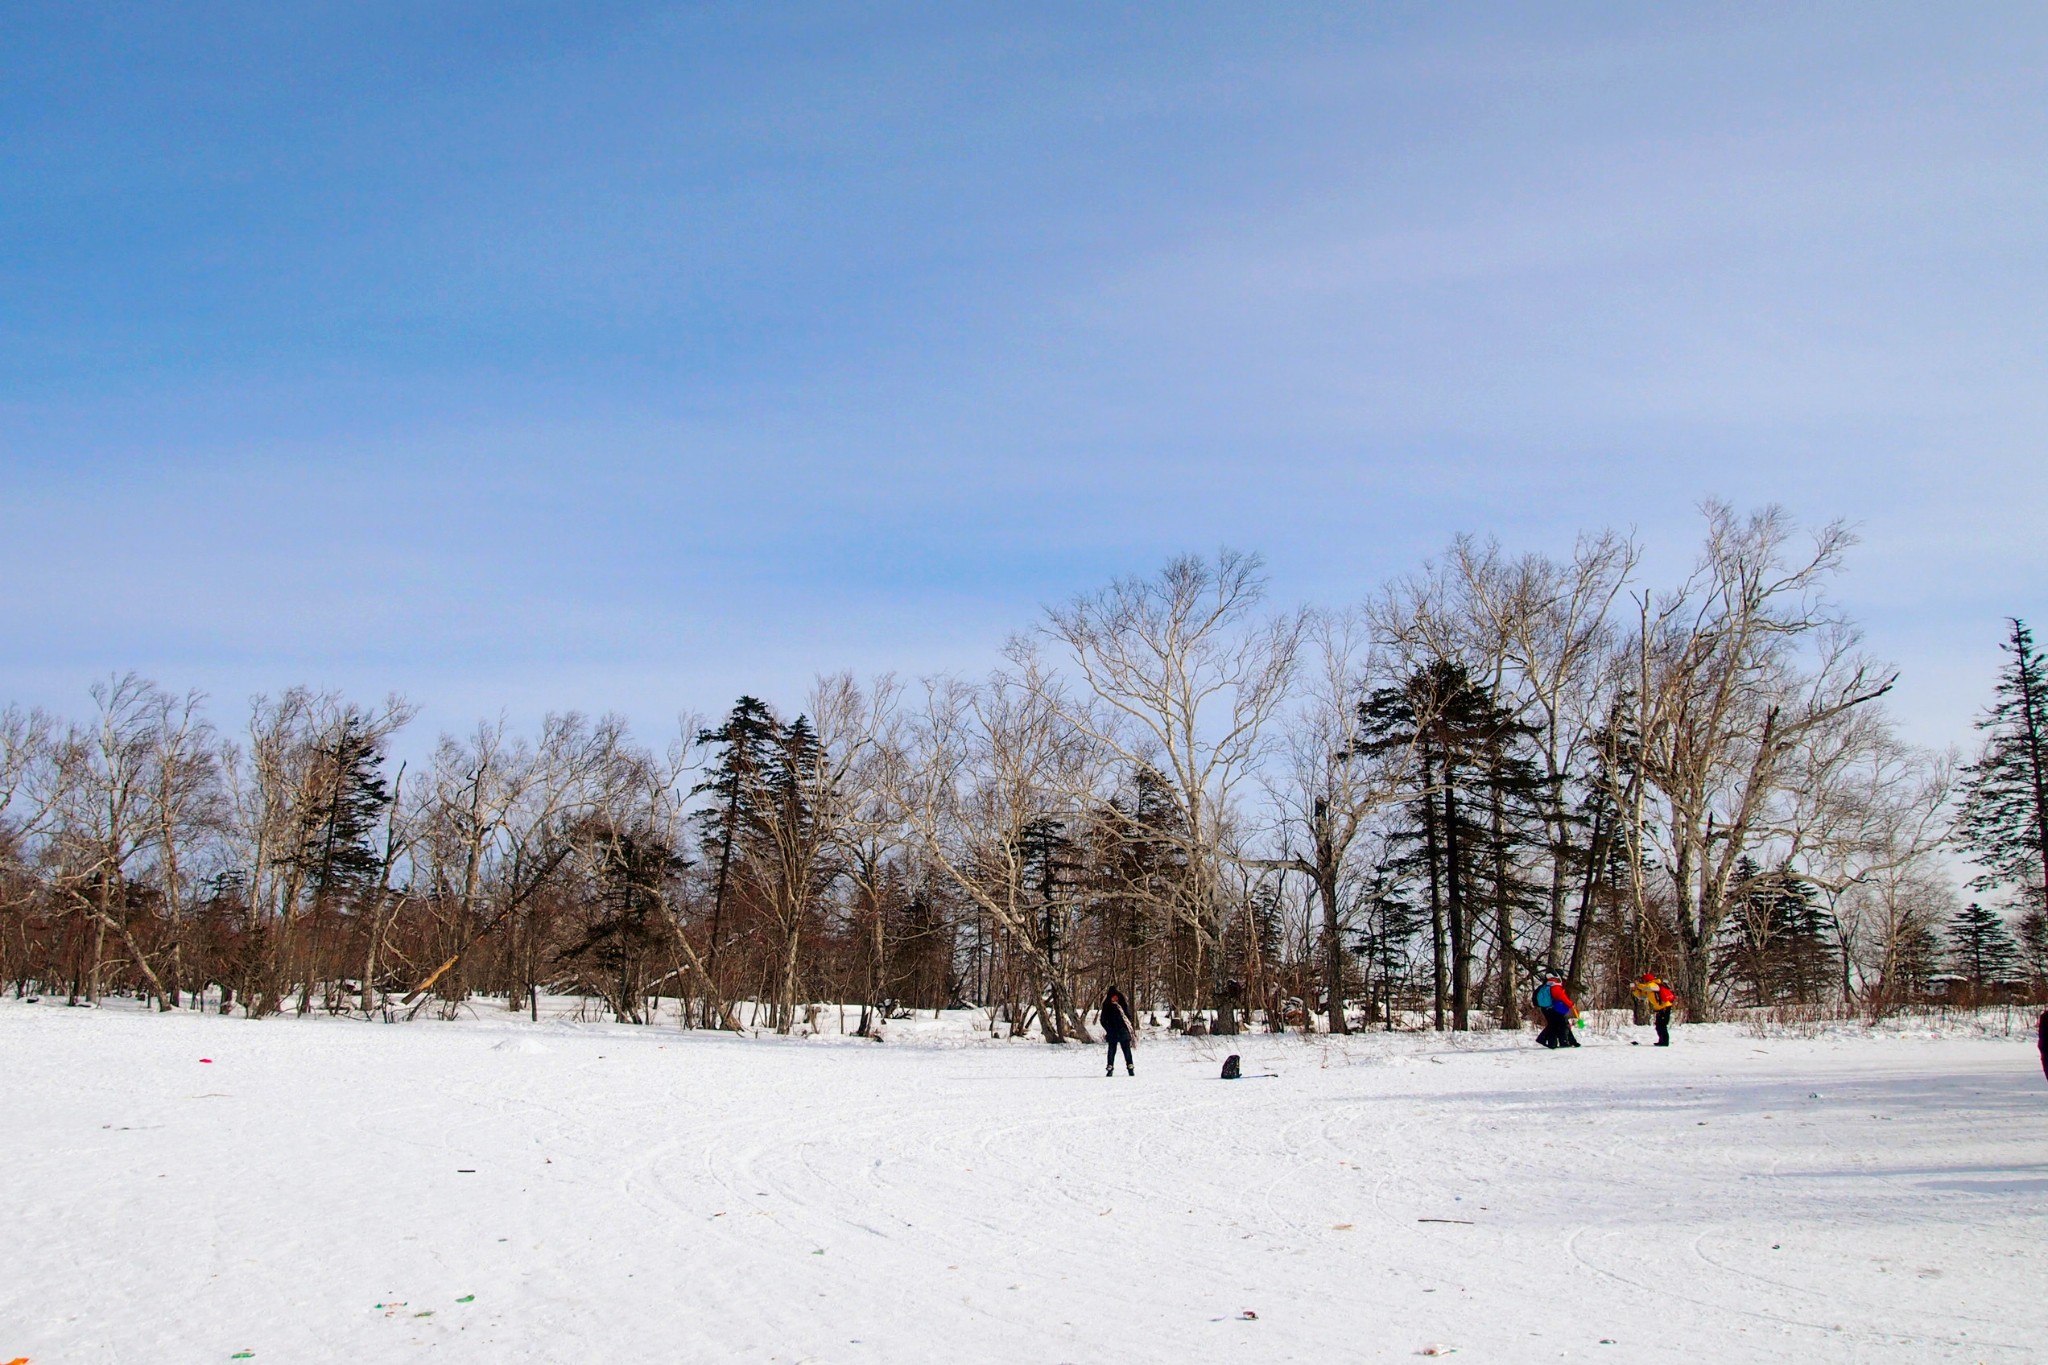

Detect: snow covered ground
3,1001,2043,1364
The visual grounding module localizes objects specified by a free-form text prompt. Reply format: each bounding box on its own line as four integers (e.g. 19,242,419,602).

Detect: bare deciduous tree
1035,551,1303,1035
899,667,1097,1042
1621,505,1895,1018
1256,611,1416,1033
51,677,183,1007
234,688,416,1015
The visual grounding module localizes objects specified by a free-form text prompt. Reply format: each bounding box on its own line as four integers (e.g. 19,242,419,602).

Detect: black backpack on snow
1220,1054,1242,1080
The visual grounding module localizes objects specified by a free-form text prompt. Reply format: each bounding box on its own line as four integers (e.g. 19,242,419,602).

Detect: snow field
2,1001,2043,1364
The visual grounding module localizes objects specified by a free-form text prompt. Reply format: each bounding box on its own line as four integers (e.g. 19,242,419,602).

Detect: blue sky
3,3,2043,751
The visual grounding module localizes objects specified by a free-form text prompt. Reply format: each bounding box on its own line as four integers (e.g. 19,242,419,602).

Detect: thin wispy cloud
2,4,2041,752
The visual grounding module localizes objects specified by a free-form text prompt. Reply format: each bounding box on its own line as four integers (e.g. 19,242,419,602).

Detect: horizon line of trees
3,501,2044,1038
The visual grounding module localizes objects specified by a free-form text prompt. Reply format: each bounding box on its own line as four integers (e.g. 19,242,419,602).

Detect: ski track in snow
2,1004,2043,1364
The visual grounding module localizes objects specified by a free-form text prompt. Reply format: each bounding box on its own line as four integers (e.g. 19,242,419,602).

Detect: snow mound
489,1037,551,1054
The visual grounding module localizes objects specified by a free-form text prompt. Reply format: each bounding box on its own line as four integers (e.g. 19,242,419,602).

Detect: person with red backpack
1534,974,1580,1048
1631,971,1678,1046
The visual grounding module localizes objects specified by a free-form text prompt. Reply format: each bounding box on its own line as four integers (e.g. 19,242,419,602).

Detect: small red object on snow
199,1058,213,1063
1239,1310,1258,1320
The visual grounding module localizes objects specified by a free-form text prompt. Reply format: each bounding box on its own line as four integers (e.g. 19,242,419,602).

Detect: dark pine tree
1356,660,1538,1030
1469,694,1547,1029
284,713,394,1015
1714,857,1774,1007
691,696,779,1021
1352,866,1426,1031
1762,870,1839,1006
1245,878,1287,1031
1956,619,2048,917
884,876,955,1012
1098,763,1189,1016
1353,680,1446,1028
1715,860,1839,1007
1885,919,1945,1004
1018,815,1078,1038
759,714,826,1033
1945,901,2021,999
296,712,393,906
560,820,689,1024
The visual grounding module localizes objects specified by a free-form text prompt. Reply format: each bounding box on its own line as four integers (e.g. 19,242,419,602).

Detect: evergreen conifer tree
1956,619,2048,916
1354,680,1445,1026
1886,919,1944,1003
1353,868,1425,1030
1946,901,2021,996
1018,815,1078,1030
691,697,779,1020
295,713,393,905
561,820,687,1024
759,713,828,1033
885,879,953,1011
1356,660,1541,1029
1100,764,1188,1009
1714,858,1767,1006
1715,860,1839,1006
1470,691,1547,1027
1761,869,1838,1005
1247,878,1287,1026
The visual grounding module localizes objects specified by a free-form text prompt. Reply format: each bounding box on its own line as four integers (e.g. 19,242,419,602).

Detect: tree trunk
1545,773,1569,974
2016,623,2048,910
1445,780,1469,1031
1209,908,1239,1036
1564,809,1604,993
1319,871,1348,1035
1491,774,1519,1030
1673,842,1716,1022
1422,759,1446,1031
88,912,106,1004
96,909,169,1009
777,921,802,1035
159,830,184,1011
704,805,738,1028
866,890,886,1037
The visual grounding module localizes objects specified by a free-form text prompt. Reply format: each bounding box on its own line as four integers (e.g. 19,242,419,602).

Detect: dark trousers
1105,1034,1132,1072
1654,1009,1672,1046
1537,1010,1578,1048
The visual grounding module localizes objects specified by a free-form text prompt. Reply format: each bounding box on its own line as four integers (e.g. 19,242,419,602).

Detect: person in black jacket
2038,1008,2047,1083
1101,988,1136,1076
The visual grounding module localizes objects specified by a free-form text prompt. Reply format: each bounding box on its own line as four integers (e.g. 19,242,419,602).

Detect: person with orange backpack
1631,971,1678,1046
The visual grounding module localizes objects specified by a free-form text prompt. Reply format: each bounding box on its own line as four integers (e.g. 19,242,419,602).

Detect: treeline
3,503,2044,1037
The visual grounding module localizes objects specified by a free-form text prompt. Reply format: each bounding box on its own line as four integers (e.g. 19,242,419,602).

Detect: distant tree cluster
1,503,2041,1035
